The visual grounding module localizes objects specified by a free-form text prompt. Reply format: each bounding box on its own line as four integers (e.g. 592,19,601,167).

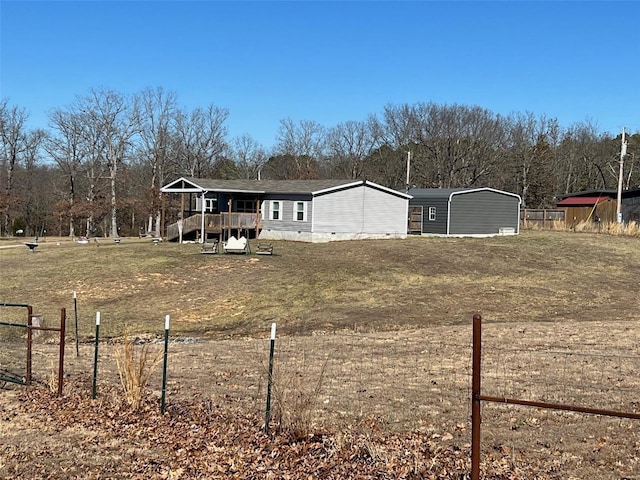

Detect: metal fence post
161,315,170,414
58,308,66,396
265,322,276,433
73,291,79,357
471,313,482,480
92,312,100,399
26,305,33,385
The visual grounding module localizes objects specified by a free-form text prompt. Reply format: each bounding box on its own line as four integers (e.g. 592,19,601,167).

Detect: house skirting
258,230,408,243
419,231,518,238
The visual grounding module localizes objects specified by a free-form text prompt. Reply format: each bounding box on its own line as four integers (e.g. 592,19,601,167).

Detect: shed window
293,201,308,222
428,206,436,221
270,201,281,220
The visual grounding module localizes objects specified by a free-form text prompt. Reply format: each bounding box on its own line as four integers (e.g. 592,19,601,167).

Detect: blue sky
1,1,638,150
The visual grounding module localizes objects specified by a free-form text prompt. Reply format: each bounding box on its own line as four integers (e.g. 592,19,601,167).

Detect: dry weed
47,360,57,394
114,328,163,410
270,350,329,440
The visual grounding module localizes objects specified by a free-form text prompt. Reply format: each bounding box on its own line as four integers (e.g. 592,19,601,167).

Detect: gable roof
161,177,411,198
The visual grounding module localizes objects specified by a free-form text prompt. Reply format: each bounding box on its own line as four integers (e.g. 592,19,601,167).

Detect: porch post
161,194,165,238
256,198,261,237
228,198,233,239
200,191,206,243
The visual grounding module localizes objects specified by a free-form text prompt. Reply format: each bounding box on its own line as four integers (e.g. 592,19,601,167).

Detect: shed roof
556,196,612,206
557,188,640,200
408,187,521,201
557,189,616,200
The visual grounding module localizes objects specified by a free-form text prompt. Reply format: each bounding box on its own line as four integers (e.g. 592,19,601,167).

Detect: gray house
160,177,412,243
407,188,521,237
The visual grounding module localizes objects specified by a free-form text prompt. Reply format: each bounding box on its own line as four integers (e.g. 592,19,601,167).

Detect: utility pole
616,128,628,223
406,151,411,192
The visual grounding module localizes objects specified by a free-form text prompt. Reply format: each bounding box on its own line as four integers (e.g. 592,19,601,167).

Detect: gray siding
409,196,448,234
313,185,408,235
449,191,520,235
261,194,313,233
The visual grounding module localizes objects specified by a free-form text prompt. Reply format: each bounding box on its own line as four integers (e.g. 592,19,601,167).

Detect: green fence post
92,312,100,399
264,322,276,433
73,291,79,357
160,315,170,414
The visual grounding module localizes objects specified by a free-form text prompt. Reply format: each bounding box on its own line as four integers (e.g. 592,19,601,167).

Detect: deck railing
166,213,261,240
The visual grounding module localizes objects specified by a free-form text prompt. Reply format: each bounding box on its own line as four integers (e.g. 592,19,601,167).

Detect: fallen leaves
0,380,570,480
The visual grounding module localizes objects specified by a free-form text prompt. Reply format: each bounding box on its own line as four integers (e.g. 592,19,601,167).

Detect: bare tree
80,88,141,237
20,129,47,234
0,99,29,235
326,120,377,179
173,104,229,178
368,103,507,190
504,112,561,207
361,113,407,188
228,134,267,179
138,87,177,235
46,109,91,237
274,118,327,179
408,103,506,189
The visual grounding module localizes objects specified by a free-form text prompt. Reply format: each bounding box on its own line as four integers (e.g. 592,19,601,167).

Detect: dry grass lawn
1,231,639,479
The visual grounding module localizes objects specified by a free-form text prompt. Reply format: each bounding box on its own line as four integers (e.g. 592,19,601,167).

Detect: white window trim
293,201,308,222
269,200,282,221
428,206,436,221
196,197,216,213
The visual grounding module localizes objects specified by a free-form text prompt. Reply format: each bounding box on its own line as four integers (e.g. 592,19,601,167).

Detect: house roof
161,177,412,198
556,196,612,206
161,177,353,194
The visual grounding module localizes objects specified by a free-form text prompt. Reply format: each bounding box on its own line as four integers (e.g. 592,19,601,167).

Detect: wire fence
3,317,640,478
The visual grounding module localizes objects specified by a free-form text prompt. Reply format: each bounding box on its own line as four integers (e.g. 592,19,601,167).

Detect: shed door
408,206,423,233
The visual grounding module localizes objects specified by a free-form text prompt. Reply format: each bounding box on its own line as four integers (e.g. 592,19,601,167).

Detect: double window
266,200,309,221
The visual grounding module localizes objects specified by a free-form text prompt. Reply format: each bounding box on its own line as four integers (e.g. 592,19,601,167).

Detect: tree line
1,87,637,238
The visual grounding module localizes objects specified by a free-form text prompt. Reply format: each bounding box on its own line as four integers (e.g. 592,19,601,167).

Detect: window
270,201,281,220
205,199,217,213
196,197,217,213
293,201,308,222
428,206,436,221
236,199,256,213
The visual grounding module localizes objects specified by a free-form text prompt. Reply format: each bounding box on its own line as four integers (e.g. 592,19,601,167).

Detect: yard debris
0,380,611,480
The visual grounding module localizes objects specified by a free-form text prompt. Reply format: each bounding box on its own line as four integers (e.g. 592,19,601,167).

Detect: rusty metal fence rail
471,313,640,480
0,302,32,386
0,303,67,395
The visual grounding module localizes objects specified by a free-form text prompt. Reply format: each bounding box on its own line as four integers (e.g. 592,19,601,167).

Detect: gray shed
407,188,521,236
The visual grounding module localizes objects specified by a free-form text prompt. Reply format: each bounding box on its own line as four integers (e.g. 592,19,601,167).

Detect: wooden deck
166,213,261,241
